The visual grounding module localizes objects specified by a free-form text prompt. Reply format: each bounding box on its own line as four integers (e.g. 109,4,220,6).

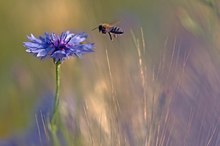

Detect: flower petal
69,32,88,44
23,42,44,49
36,49,48,57
24,31,94,63
27,34,42,44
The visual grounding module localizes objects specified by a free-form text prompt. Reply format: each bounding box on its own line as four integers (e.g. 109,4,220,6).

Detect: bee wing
110,20,120,26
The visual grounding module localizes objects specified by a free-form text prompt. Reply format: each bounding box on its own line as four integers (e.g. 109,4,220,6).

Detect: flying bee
92,23,124,40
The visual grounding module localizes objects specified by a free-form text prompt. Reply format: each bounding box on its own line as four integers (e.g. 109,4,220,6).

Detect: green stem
54,61,61,119
50,61,61,146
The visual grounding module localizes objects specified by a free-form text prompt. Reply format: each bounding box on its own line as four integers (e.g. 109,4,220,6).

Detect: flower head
24,31,94,63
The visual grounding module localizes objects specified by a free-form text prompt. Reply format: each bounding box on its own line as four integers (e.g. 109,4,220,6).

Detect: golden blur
29,0,80,30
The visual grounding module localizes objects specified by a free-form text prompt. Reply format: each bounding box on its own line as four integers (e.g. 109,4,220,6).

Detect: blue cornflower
24,31,94,63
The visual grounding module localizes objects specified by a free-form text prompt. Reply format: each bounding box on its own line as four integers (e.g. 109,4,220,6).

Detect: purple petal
24,31,94,63
69,32,88,44
36,50,48,57
23,42,44,49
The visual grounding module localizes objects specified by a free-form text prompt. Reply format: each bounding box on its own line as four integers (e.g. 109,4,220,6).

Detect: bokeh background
0,0,220,145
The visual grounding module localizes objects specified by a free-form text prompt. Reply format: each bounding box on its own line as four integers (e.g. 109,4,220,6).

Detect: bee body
109,26,124,34
93,23,124,40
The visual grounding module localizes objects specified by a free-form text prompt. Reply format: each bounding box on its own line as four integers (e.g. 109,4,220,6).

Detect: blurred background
0,0,220,145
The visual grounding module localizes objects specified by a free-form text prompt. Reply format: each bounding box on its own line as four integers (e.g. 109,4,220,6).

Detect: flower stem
54,61,61,119
50,61,61,146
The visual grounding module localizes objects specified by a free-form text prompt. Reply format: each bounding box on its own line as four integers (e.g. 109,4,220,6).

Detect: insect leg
108,32,113,40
